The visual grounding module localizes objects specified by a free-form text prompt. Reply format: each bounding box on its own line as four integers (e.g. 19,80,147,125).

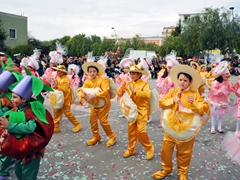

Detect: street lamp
229,7,234,60
111,27,118,43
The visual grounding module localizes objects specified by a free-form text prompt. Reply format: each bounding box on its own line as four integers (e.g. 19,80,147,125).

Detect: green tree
0,17,7,51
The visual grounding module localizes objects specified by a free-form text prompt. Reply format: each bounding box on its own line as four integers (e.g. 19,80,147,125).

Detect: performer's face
177,74,191,90
11,92,27,107
130,72,141,81
88,67,98,79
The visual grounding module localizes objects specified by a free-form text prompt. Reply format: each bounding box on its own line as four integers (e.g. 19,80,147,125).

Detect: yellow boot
106,136,117,147
153,170,172,179
123,149,136,158
86,137,101,146
72,123,82,133
146,144,154,160
54,122,61,133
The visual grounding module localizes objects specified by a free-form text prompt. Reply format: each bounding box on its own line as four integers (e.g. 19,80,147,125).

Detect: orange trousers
160,133,195,176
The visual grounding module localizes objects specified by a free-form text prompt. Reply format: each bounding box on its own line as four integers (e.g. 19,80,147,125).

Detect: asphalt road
8,75,240,180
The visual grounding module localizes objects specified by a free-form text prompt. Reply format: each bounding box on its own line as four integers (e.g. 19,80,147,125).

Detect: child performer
115,58,133,118
156,52,179,127
77,61,117,147
51,65,82,133
153,65,210,180
0,71,22,180
67,64,80,103
117,63,155,160
206,61,232,134
0,75,54,180
230,75,240,133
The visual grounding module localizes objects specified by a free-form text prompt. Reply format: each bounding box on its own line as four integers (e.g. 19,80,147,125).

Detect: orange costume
53,67,82,133
77,61,117,147
153,65,210,180
117,63,154,160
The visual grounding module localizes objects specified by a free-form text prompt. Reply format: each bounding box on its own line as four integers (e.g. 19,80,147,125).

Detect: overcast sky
1,0,239,41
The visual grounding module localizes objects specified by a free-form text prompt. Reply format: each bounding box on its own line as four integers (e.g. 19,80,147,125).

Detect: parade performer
77,61,117,147
156,51,179,127
206,61,232,134
67,64,80,103
230,75,240,133
0,71,23,180
222,130,240,166
115,57,133,118
0,75,54,180
153,65,210,180
117,63,155,160
51,65,82,133
41,41,66,85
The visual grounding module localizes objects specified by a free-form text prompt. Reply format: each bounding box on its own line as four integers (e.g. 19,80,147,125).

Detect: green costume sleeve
0,106,10,117
7,119,37,134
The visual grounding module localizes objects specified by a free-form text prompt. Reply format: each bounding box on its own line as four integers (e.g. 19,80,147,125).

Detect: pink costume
67,75,79,87
222,131,240,166
82,73,89,83
41,68,57,84
207,79,231,117
156,75,175,99
115,73,131,86
21,69,39,77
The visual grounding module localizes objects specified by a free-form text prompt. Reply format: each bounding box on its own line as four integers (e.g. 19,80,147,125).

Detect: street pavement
8,76,240,180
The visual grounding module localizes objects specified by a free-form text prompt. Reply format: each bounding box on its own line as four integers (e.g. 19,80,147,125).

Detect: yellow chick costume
153,65,210,180
52,65,82,133
117,63,154,160
77,62,117,147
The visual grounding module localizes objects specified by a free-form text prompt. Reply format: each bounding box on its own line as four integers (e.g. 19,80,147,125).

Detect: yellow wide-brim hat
52,65,67,73
170,65,202,91
190,61,200,71
125,63,149,76
199,64,206,69
82,62,105,77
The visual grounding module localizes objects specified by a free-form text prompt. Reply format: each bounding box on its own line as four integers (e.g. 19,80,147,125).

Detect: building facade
0,11,28,48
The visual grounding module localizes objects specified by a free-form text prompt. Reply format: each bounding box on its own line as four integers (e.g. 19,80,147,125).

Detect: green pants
14,157,41,180
0,154,16,176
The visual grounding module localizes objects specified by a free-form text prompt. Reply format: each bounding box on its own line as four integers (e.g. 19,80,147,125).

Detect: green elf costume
0,75,54,180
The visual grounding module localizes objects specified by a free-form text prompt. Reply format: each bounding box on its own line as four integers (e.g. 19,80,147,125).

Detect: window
9,29,16,39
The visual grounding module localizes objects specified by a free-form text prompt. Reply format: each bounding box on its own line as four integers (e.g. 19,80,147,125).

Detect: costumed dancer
0,75,54,180
156,51,179,127
0,71,23,180
81,52,94,109
115,57,133,118
51,65,82,133
206,61,232,134
117,63,155,160
153,65,210,180
77,61,117,147
67,64,80,104
41,41,66,85
230,76,240,133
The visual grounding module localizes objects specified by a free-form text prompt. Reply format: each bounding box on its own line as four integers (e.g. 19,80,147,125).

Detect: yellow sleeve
159,89,175,109
95,78,110,98
57,78,70,93
135,82,151,99
189,94,210,115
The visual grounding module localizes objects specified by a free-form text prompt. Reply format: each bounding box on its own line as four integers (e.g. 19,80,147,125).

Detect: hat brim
190,62,200,70
52,67,67,73
82,62,105,77
125,69,149,76
170,65,202,91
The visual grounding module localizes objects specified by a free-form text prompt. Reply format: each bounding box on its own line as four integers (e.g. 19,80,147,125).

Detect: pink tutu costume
222,131,240,166
207,79,231,117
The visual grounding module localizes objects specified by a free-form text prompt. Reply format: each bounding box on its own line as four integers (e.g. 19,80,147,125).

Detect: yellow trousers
161,133,195,176
53,106,80,128
127,119,152,152
89,104,116,139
